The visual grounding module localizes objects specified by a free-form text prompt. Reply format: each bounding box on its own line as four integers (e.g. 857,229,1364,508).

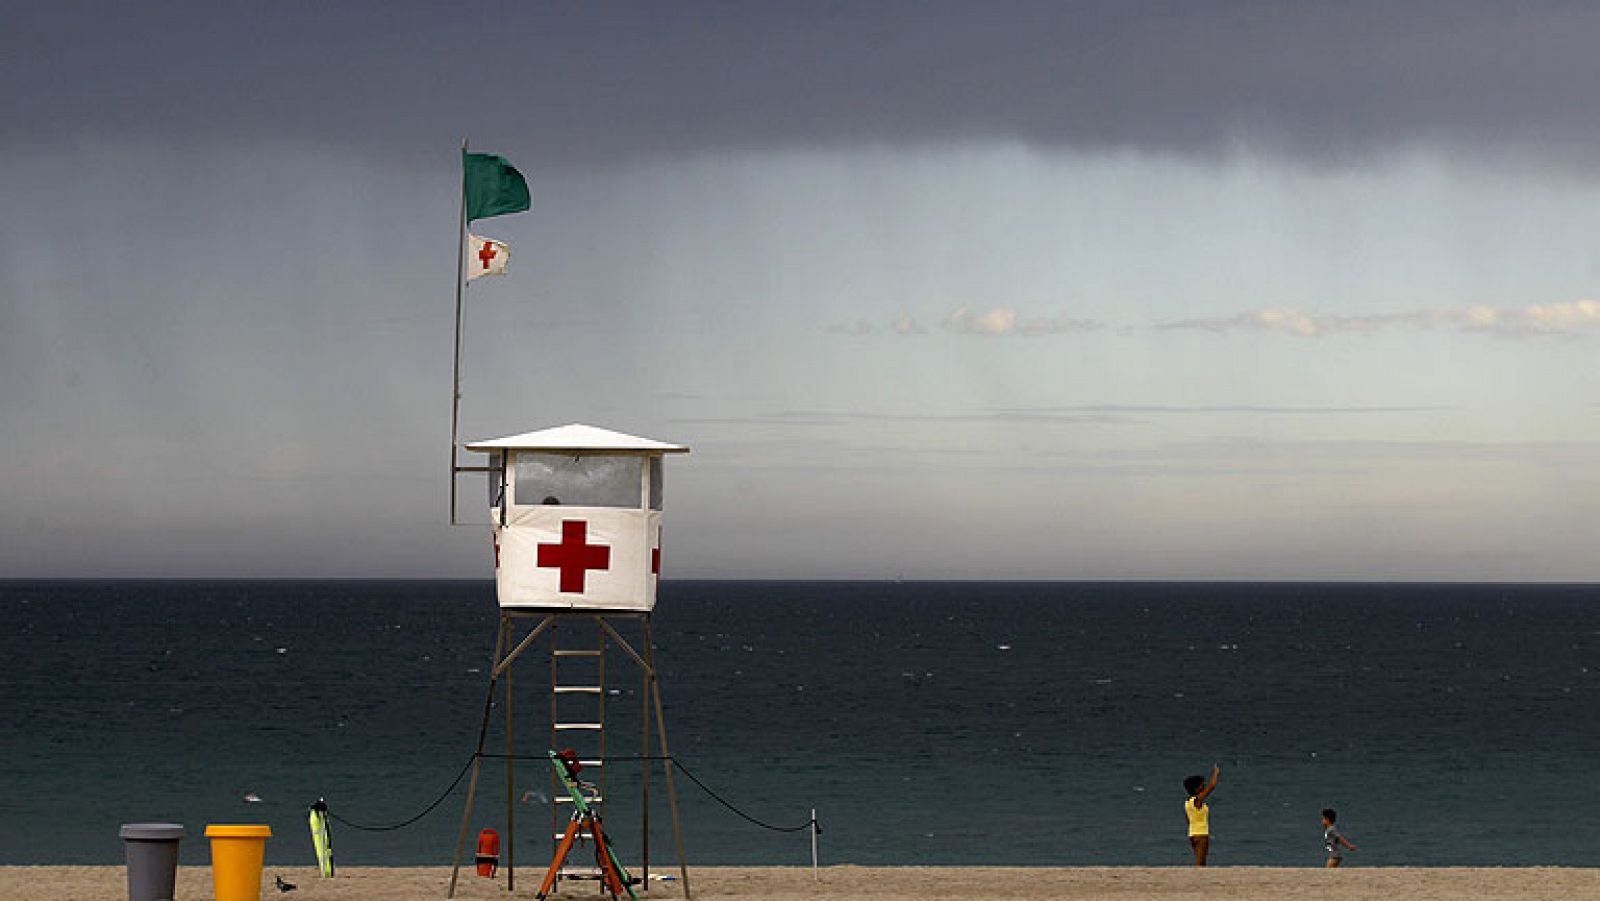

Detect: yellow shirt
1184,797,1210,837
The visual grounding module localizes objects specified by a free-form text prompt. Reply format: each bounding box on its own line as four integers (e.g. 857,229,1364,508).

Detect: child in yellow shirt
1182,764,1221,866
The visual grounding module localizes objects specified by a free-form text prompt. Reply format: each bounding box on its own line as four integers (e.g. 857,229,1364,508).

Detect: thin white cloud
824,319,875,335
672,403,1440,428
1017,314,1106,336
942,306,1018,335
829,308,1103,337
940,307,1104,336
889,312,926,335
1520,299,1600,331
1159,300,1600,337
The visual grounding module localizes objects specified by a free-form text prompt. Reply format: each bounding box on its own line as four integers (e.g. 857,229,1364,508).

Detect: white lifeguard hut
447,424,692,899
469,423,688,612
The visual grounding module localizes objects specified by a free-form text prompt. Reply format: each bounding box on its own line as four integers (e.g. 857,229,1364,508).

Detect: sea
2,580,1597,870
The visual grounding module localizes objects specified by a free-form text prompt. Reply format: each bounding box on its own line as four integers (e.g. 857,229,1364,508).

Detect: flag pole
449,137,469,525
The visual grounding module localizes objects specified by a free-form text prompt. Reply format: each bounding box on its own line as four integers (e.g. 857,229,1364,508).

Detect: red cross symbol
537,520,611,593
652,528,662,576
477,240,498,271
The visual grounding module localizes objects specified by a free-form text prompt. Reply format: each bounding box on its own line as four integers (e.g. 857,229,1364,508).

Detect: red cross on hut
465,424,688,611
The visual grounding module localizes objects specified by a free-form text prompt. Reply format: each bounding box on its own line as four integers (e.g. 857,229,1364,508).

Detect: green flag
463,152,530,221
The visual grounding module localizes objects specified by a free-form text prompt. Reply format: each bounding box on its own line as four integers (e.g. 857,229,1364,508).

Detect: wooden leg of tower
641,649,651,890
505,636,515,892
643,617,691,899
449,615,509,899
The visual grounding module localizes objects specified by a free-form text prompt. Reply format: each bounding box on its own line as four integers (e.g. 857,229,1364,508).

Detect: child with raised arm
1182,764,1221,866
1322,808,1357,867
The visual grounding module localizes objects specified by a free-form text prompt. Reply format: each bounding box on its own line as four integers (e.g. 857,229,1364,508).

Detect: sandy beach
4,865,1598,900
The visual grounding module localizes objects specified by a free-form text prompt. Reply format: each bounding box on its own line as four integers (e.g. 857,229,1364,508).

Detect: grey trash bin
120,823,185,901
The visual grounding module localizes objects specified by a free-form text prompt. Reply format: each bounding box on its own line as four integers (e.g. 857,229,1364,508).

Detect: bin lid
120,823,186,840
204,824,273,838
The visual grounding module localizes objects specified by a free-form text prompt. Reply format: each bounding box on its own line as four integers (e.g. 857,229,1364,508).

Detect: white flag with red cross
467,233,509,281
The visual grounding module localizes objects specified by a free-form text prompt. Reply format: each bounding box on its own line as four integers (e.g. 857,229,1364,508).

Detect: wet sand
4,865,1598,900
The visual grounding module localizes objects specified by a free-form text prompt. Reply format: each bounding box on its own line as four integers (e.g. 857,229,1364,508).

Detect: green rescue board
550,751,638,901
309,800,334,877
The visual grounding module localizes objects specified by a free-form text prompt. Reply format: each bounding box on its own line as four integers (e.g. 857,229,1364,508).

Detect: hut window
488,451,506,508
648,457,663,510
514,453,643,508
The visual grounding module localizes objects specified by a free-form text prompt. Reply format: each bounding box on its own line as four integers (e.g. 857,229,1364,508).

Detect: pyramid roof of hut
465,423,689,454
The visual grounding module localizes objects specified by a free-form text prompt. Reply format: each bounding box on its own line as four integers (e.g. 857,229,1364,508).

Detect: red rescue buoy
475,828,500,877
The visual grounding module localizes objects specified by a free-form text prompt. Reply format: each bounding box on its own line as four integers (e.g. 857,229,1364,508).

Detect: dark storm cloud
7,1,1600,168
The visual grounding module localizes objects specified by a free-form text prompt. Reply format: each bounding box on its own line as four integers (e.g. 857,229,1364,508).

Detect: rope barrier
324,754,477,832
670,757,820,834
320,753,820,836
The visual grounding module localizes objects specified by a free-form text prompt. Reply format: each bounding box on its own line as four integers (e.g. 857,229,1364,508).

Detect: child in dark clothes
1322,808,1358,867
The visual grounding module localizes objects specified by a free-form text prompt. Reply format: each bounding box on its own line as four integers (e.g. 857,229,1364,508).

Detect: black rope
476,752,670,761
325,753,477,832
668,757,820,835
320,752,820,836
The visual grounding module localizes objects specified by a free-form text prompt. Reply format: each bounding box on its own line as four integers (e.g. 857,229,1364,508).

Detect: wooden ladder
549,620,608,882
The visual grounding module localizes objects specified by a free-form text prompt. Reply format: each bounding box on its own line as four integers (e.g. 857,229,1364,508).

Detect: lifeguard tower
447,423,692,899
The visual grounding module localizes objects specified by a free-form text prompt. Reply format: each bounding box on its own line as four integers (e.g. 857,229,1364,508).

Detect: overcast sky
3,2,1599,580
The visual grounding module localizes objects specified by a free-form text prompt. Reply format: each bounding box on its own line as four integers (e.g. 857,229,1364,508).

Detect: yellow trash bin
205,824,273,901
